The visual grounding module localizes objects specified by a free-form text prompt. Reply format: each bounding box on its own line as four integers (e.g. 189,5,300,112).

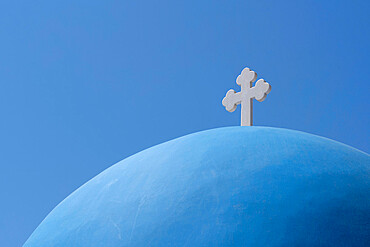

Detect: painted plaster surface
24,127,370,246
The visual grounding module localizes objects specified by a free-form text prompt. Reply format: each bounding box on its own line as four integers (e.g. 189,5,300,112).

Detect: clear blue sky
0,1,369,246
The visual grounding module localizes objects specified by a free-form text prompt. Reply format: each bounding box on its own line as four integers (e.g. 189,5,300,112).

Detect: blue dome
24,127,369,247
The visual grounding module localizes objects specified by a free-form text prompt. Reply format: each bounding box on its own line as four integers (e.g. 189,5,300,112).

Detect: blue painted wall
24,127,369,246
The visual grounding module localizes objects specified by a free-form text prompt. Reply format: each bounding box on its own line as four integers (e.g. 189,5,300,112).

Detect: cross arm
249,79,271,102
222,90,242,112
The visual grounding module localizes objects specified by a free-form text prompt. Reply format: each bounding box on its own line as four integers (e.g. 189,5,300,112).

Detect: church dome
24,127,369,247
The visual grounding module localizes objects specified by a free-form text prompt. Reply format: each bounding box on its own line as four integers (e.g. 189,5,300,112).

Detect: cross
222,67,271,126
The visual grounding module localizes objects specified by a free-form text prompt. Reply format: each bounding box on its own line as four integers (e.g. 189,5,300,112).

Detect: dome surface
24,127,369,247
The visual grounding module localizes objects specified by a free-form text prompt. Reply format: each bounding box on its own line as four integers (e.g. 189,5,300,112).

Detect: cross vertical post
241,98,253,126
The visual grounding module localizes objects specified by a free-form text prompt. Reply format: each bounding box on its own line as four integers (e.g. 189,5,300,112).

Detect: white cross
222,67,271,126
